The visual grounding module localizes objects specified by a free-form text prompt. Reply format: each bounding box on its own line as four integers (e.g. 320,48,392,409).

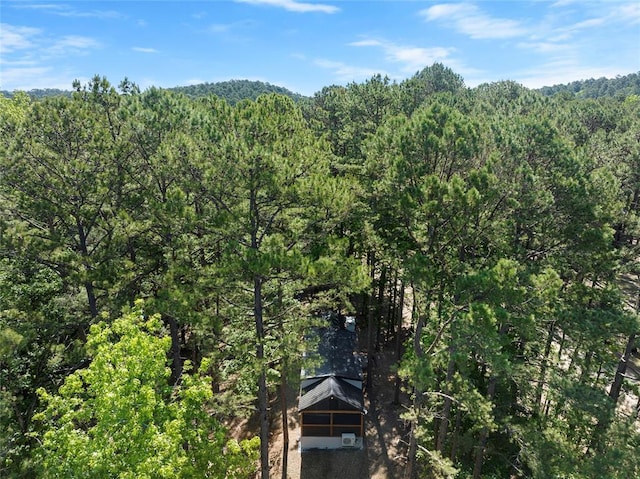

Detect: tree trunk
254,275,270,479
165,314,184,385
609,292,640,404
276,286,289,479
588,331,637,455
436,352,456,453
473,322,508,479
367,252,376,392
85,281,99,318
405,288,426,479
78,220,98,320
404,394,421,479
472,375,497,479
249,176,270,479
535,321,555,414
450,407,462,462
280,359,289,479
594,359,605,387
388,269,398,341
394,281,405,405
580,350,594,384
376,264,387,351
609,332,637,404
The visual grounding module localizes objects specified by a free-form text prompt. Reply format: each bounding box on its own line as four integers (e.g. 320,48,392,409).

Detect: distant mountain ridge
537,72,639,98
0,88,73,99
2,72,639,101
0,79,306,103
168,79,306,104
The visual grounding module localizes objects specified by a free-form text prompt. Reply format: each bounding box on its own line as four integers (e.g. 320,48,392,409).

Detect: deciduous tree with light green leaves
33,301,259,479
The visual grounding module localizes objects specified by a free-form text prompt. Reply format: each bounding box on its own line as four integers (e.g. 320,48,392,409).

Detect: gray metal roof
301,326,363,381
298,376,365,412
298,318,365,413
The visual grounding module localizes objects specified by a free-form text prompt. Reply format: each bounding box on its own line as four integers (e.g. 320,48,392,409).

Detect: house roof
301,325,363,381
298,376,365,412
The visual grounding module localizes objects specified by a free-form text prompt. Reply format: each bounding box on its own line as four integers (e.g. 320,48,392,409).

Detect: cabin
298,313,366,450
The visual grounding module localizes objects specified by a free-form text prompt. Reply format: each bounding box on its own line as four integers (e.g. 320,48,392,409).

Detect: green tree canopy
34,301,258,479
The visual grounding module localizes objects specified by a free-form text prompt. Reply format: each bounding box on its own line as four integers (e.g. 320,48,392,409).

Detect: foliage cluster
34,301,259,479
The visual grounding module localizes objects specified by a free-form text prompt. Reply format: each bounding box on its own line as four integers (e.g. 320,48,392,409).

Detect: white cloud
0,58,37,67
209,23,233,34
550,1,640,32
612,2,640,25
572,17,606,30
516,41,571,54
55,35,100,49
58,9,123,19
0,24,41,54
423,3,467,19
235,0,339,14
314,59,385,82
550,0,579,7
45,35,101,56
551,1,639,25
207,19,257,35
0,66,51,89
518,2,640,60
350,39,382,48
0,22,102,90
350,38,455,74
1,24,101,58
0,65,87,91
12,3,123,19
516,60,633,89
388,45,455,73
12,4,67,12
132,47,158,53
548,16,607,41
421,3,527,39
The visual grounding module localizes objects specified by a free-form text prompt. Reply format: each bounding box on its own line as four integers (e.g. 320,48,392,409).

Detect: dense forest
0,88,73,100
0,79,304,104
169,79,306,104
0,65,639,479
538,72,640,99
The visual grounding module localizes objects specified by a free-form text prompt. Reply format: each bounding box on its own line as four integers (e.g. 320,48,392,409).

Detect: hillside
168,79,306,104
0,88,72,99
0,79,305,104
537,71,640,98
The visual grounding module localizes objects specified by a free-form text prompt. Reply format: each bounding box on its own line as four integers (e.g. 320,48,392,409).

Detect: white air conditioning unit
341,432,356,447
345,316,356,332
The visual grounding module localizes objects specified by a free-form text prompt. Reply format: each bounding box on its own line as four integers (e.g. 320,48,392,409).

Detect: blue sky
1,0,639,95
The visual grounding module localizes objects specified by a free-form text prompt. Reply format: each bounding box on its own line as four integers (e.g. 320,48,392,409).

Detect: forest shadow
366,392,394,475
